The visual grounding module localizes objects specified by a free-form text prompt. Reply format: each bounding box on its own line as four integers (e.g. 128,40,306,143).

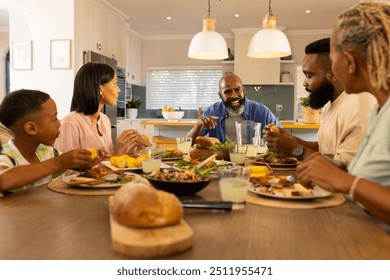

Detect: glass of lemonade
176,137,192,155
142,148,163,173
218,166,252,209
229,144,247,165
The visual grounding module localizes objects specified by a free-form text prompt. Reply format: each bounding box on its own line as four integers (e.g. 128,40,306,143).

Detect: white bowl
162,111,184,121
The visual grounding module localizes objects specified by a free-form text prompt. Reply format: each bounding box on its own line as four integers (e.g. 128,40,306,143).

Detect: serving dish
162,111,184,121
146,171,212,196
172,160,235,174
248,185,331,200
102,161,171,172
62,172,142,188
255,153,298,168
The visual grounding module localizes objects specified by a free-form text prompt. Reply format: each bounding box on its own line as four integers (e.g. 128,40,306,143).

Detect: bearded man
187,73,280,143
265,38,376,163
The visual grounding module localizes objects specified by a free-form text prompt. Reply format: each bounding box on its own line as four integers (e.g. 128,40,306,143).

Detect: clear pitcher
235,120,261,158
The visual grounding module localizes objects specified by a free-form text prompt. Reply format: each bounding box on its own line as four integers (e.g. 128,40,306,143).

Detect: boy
0,89,101,193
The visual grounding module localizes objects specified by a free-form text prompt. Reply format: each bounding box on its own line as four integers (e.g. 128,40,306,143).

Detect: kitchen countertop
140,119,320,129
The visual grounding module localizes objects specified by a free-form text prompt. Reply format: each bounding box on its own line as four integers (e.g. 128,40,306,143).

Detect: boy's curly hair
0,89,50,129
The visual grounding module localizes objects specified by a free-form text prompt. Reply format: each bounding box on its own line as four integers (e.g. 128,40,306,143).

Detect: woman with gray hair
297,1,390,225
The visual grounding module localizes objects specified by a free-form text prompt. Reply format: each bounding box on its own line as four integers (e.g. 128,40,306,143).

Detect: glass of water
218,166,252,209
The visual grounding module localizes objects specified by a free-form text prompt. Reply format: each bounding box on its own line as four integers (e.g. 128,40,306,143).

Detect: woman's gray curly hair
333,1,390,91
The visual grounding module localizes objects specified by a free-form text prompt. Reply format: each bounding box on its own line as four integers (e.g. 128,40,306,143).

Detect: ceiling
0,0,367,36
106,0,360,37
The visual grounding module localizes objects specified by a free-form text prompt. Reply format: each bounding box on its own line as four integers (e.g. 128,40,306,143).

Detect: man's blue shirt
200,97,281,142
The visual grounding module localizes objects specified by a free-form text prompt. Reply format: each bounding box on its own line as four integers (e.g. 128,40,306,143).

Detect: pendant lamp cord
268,0,273,16
207,0,211,18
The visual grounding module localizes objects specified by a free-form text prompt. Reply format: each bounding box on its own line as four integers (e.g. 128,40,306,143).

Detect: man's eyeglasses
222,87,243,96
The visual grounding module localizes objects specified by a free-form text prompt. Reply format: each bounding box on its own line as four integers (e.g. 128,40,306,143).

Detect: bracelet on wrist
348,176,362,202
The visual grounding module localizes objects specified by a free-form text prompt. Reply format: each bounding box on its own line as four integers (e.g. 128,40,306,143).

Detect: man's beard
306,79,334,109
224,97,245,115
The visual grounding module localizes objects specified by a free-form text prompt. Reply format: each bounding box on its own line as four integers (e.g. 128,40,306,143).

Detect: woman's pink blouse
54,111,114,156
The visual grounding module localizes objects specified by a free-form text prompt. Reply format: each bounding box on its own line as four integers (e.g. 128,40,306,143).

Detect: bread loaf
136,134,152,147
110,183,183,228
195,136,220,149
265,123,280,133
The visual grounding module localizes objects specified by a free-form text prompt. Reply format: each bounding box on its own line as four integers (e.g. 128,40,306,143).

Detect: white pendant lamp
247,0,291,58
188,0,228,60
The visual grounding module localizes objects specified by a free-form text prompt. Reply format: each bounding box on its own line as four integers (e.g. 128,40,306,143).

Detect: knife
181,201,233,211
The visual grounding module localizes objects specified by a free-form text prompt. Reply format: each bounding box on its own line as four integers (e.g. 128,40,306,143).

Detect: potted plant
299,96,322,124
126,99,142,119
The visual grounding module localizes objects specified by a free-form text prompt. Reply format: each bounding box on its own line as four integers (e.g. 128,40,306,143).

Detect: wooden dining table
0,164,389,260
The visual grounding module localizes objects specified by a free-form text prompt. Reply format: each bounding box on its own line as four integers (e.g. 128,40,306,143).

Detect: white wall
8,0,74,119
141,37,234,85
0,31,8,100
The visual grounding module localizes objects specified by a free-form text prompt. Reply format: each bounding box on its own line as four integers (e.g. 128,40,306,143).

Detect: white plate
102,161,172,171
248,185,332,200
172,160,235,174
62,172,142,188
162,156,183,161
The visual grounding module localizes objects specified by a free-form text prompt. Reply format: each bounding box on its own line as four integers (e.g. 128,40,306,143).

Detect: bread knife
181,201,233,211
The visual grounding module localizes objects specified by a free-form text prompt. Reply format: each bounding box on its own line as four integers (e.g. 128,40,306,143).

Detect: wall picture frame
12,41,33,70
50,39,71,69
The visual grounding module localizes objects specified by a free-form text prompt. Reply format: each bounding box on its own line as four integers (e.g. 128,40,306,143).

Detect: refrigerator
83,51,122,148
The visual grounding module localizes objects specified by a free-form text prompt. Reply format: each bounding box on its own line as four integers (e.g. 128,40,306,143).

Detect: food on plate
175,156,233,173
67,167,139,185
264,123,281,133
194,136,220,149
110,155,143,168
110,183,183,228
191,136,233,160
82,167,125,179
293,183,313,197
87,148,98,161
251,175,291,189
257,151,298,164
136,134,152,147
148,169,210,182
247,165,271,177
162,148,184,159
250,175,314,197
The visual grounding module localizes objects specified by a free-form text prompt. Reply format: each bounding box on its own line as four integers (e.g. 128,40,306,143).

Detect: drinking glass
142,148,163,173
176,137,192,155
218,166,252,209
235,120,261,158
229,144,247,165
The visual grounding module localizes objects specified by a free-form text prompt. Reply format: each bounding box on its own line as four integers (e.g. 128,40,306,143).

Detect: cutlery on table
181,201,234,211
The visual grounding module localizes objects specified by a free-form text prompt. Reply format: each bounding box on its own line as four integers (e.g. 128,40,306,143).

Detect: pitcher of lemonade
235,120,261,158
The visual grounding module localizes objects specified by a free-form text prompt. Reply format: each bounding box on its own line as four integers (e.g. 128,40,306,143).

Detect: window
146,66,223,109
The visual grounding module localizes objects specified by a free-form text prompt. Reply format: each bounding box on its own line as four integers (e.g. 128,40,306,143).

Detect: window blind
146,68,223,109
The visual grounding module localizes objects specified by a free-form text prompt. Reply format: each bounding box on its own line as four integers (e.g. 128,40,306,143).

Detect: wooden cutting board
108,197,193,259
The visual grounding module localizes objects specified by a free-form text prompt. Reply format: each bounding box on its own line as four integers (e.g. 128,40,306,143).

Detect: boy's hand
57,149,102,170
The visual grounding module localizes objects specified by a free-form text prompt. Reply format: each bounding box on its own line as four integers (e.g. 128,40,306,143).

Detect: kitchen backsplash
133,84,294,120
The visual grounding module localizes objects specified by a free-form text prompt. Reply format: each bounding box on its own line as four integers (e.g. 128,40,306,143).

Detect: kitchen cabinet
108,13,127,68
117,119,154,141
126,32,142,85
233,32,280,85
75,0,127,67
